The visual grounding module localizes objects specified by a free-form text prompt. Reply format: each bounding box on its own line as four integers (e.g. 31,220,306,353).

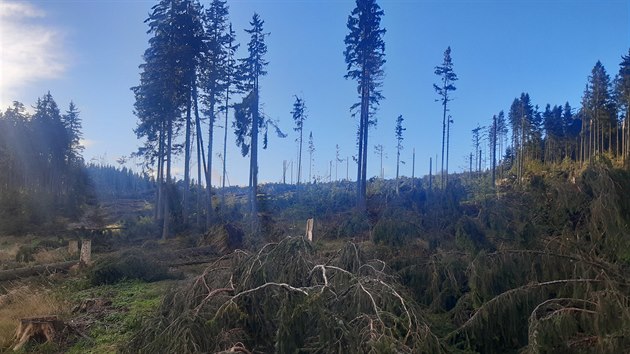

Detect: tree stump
13,316,63,351
80,239,92,266
68,240,79,256
305,218,314,242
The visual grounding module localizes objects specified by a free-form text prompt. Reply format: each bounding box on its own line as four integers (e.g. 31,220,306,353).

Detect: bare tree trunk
395,143,400,194
222,76,230,209
183,84,192,226
441,101,447,189
356,82,366,207
250,80,259,221
196,120,202,229
194,86,206,230
446,115,451,187
155,128,164,221
361,89,368,205
492,115,497,187
429,157,432,190
206,100,215,228
157,125,166,224
297,122,303,188
162,116,173,240
411,148,415,186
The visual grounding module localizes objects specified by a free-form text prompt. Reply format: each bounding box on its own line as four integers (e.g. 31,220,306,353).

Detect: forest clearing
1,0,629,352
1,160,630,353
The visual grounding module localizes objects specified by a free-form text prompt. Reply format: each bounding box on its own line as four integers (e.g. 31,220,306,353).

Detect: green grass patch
64,279,175,354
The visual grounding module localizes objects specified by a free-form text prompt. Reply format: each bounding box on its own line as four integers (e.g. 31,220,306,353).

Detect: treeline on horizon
0,93,154,234
0,94,89,234
475,58,630,186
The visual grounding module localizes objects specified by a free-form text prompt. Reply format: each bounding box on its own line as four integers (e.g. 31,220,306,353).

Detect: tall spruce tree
617,50,630,163
233,13,271,216
133,0,204,238
62,101,83,163
496,110,507,178
201,0,231,225
221,23,239,207
490,114,498,186
542,104,564,164
471,125,482,174
344,0,386,208
434,46,458,188
291,95,307,186
562,102,580,161
508,93,535,181
582,61,616,157
394,114,404,194
308,131,315,182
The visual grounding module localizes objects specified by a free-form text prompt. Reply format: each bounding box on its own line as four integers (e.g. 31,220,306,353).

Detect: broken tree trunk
305,218,314,242
13,316,64,351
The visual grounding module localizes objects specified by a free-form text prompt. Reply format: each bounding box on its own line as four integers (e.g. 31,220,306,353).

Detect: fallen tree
0,261,77,282
125,237,444,353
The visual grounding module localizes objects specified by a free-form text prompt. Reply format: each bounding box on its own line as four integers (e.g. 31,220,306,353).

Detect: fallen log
168,257,217,267
153,245,218,262
0,245,218,283
0,261,77,282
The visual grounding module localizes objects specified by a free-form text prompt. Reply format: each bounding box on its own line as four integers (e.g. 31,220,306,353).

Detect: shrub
15,245,36,263
372,217,418,247
88,250,172,286
336,211,369,238
454,215,493,253
122,216,158,240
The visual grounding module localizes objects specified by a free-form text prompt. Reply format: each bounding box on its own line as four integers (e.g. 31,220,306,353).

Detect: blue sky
1,0,629,186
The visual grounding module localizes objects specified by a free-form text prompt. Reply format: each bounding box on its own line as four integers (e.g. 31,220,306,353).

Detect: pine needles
126,237,443,353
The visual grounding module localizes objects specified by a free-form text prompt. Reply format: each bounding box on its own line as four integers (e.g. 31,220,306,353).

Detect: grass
0,271,173,353
64,279,174,354
0,244,19,267
0,285,70,350
33,248,71,264
0,235,73,270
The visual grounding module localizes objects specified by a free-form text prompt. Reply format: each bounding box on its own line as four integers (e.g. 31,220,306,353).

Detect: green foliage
88,250,173,286
126,237,443,353
393,250,468,313
454,215,492,253
337,210,370,238
64,280,171,354
372,215,419,247
121,216,158,240
0,96,90,235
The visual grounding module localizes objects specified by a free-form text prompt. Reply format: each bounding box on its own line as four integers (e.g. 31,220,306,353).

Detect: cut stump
305,218,314,242
80,239,92,266
13,316,64,351
68,240,79,256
